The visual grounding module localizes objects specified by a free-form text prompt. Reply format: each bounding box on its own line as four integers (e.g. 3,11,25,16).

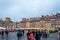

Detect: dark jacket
5,31,9,35
35,31,41,40
17,32,22,37
1,31,4,36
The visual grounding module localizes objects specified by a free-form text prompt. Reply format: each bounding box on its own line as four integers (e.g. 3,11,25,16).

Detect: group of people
27,30,41,40
17,29,49,40
27,30,49,40
0,29,60,40
0,29,9,38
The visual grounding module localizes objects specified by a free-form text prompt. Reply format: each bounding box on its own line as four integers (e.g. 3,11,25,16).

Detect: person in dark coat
27,30,31,40
17,31,22,40
35,31,41,40
22,30,24,36
1,31,4,37
5,30,9,36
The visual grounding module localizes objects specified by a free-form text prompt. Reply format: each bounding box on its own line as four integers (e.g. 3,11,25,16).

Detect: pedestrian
42,30,47,38
17,31,22,40
22,30,24,36
35,30,41,40
27,31,30,40
44,30,47,38
1,30,4,37
23,30,25,36
45,30,49,38
19,29,24,36
32,29,37,37
58,32,60,40
27,30,34,40
0,31,1,35
28,32,34,40
5,30,9,37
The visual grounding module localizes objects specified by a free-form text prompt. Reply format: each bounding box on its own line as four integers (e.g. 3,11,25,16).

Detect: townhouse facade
19,13,60,30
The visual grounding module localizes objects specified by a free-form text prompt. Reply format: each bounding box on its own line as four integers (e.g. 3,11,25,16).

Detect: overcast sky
0,0,60,22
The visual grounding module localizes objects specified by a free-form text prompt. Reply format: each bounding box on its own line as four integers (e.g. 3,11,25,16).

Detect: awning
0,27,6,30
16,28,39,30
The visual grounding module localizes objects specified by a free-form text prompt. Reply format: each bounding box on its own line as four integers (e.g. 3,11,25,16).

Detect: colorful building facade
19,13,60,30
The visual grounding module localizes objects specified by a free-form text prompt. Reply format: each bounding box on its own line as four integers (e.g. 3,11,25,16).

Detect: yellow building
5,17,11,22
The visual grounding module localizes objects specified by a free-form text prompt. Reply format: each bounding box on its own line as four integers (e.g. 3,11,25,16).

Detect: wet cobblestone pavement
0,32,58,40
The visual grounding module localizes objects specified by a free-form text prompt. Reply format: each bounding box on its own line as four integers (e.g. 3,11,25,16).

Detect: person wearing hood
17,31,23,40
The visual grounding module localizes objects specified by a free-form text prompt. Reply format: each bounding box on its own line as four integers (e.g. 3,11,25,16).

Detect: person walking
42,30,46,38
27,30,34,40
27,30,31,40
58,32,60,40
1,30,4,38
28,33,34,40
17,31,22,40
5,30,9,37
35,30,41,40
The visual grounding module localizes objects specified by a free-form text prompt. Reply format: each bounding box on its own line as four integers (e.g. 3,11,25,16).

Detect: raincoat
28,33,34,40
